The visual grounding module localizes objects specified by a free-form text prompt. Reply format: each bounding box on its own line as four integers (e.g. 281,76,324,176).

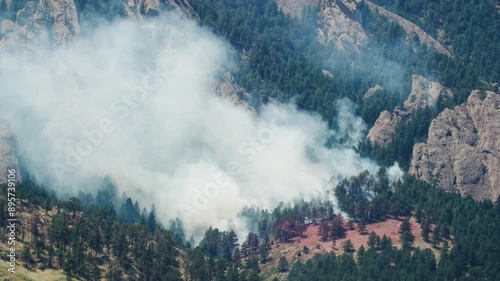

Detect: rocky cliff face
275,0,319,17
367,75,453,146
165,0,196,17
402,74,453,113
0,120,21,183
364,0,452,58
124,0,196,20
410,90,500,201
0,0,80,52
0,0,197,52
363,84,383,100
302,0,452,56
212,72,259,117
0,0,81,179
124,0,161,18
318,0,367,50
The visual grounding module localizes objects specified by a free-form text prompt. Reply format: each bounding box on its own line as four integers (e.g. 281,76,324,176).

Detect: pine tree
348,220,355,230
358,219,367,235
232,247,241,266
399,218,415,250
421,219,431,242
226,264,240,281
22,245,32,267
259,234,271,264
47,245,55,268
147,209,157,233
400,231,415,250
278,256,289,272
89,260,101,281
343,239,355,253
431,226,441,248
367,231,379,249
319,220,329,241
415,204,423,223
377,234,386,249
245,255,260,272
332,214,346,239
357,245,366,265
111,226,128,266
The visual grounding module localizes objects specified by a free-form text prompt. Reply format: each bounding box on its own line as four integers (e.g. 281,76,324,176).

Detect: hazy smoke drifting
0,14,394,236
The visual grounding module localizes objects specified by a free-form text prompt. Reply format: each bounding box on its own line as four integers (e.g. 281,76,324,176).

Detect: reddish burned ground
261,217,440,280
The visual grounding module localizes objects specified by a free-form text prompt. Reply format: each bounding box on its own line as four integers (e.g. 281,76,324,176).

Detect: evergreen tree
319,220,329,241
431,226,441,248
358,219,367,235
421,219,431,242
357,245,366,265
399,218,415,250
278,256,289,272
259,234,271,264
368,232,379,249
343,239,355,253
147,209,157,233
332,214,346,239
380,235,393,251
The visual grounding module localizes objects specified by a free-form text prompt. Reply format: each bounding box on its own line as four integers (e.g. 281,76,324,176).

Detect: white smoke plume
0,13,391,236
387,162,405,183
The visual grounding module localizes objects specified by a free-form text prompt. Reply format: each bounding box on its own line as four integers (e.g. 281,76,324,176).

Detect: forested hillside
288,173,500,280
187,0,498,170
4,169,500,280
1,0,499,280
371,0,500,84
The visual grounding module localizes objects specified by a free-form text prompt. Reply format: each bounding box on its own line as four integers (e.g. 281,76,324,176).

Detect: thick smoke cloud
0,13,392,236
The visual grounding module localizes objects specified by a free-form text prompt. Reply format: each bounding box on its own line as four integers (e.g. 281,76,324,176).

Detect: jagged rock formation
124,0,160,18
125,0,196,19
164,0,196,17
275,0,319,17
363,84,383,100
0,0,80,52
212,72,258,117
0,119,21,183
367,110,397,146
402,74,453,112
364,0,452,58
318,0,367,50
367,75,453,146
410,90,500,201
0,0,197,52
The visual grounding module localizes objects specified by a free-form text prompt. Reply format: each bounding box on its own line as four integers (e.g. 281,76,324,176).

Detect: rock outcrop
212,72,258,117
0,120,21,183
363,84,383,100
367,110,397,146
410,90,500,201
164,0,196,17
275,0,319,17
402,74,453,113
0,0,198,52
318,0,367,50
0,0,80,52
364,0,452,58
124,0,161,18
125,0,196,20
367,75,452,146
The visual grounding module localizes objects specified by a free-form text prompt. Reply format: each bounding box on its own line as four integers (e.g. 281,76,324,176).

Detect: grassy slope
0,261,71,281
